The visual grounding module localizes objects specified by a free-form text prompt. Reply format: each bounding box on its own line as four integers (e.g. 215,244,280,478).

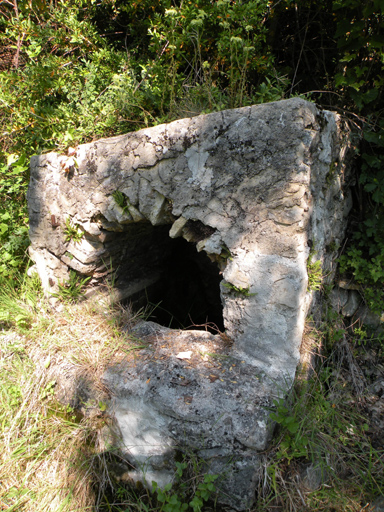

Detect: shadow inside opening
118,227,224,333
145,237,224,332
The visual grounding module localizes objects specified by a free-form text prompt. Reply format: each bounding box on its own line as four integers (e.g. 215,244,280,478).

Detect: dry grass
0,332,95,511
0,285,147,512
255,328,384,512
1,275,383,511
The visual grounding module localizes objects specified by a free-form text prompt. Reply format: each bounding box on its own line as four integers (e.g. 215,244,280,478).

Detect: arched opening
115,224,224,333
146,236,224,331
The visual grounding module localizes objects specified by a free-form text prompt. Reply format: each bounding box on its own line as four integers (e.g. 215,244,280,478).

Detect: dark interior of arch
114,223,224,333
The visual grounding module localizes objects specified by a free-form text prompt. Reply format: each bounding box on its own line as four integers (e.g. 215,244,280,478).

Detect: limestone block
28,98,353,509
104,322,274,510
28,97,353,377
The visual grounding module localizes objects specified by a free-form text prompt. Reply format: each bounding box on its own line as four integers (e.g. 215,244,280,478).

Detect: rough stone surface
103,321,271,509
28,98,352,509
28,97,351,380
341,290,362,317
331,283,383,331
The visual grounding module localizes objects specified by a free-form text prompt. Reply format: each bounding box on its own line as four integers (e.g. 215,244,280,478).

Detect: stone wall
28,97,351,381
28,98,352,508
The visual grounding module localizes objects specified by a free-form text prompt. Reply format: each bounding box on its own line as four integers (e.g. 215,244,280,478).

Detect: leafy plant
222,281,256,297
143,0,284,114
112,190,129,212
331,0,384,314
53,270,90,303
152,461,219,512
0,154,29,278
40,379,56,401
189,474,219,512
269,396,309,462
220,245,233,261
63,217,83,244
307,253,323,291
261,343,384,510
152,481,189,512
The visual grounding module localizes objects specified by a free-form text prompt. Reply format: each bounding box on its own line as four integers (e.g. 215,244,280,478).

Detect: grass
64,218,84,244
256,321,384,511
0,274,148,511
0,272,383,511
0,332,96,511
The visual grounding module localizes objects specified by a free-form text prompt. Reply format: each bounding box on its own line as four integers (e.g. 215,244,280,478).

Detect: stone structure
28,98,352,509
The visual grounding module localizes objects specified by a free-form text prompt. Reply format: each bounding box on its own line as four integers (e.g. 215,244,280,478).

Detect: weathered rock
330,283,383,330
103,321,271,510
299,462,328,491
354,305,384,331
342,290,362,317
28,98,352,509
28,98,351,379
329,287,349,312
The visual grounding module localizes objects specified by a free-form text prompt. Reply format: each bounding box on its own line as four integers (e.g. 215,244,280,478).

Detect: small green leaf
7,154,18,167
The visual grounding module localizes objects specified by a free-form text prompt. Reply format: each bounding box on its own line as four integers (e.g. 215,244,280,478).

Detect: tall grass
0,274,145,511
0,273,383,511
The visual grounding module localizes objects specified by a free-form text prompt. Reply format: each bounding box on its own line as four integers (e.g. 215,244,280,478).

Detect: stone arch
28,97,352,381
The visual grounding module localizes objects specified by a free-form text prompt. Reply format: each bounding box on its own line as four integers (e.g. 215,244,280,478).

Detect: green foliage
112,190,129,212
0,2,155,160
152,481,189,512
333,0,384,112
152,462,218,512
339,239,384,314
1,2,384,510
145,0,284,113
338,176,384,314
0,0,284,282
63,218,83,244
189,474,219,512
264,353,383,509
39,379,56,401
220,245,233,261
332,0,384,313
53,270,90,303
222,282,256,297
0,154,29,278
307,253,323,291
269,393,309,464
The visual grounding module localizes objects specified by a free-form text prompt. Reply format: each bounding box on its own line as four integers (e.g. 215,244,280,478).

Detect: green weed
53,270,91,303
151,459,219,512
0,154,29,278
222,282,256,297
112,190,129,212
259,337,384,511
307,254,323,291
63,218,83,244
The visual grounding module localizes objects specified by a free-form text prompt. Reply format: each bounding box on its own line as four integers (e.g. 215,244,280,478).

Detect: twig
290,15,308,97
12,0,25,69
133,41,169,94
